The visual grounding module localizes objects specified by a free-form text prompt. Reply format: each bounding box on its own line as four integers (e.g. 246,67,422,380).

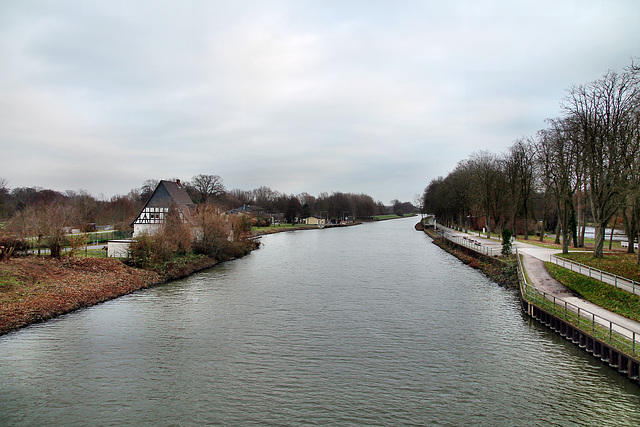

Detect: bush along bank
425,228,518,288
0,256,161,335
0,243,259,336
0,212,261,336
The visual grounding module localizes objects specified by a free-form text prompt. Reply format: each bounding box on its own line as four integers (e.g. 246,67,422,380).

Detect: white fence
549,255,640,296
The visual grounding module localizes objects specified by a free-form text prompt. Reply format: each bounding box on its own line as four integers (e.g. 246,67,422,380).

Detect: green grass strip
556,252,640,283
545,262,640,322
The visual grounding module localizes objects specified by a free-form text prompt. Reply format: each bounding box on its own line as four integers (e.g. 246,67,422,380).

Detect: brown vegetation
427,232,518,288
0,257,160,335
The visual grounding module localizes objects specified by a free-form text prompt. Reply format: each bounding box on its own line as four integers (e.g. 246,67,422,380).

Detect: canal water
1,217,639,425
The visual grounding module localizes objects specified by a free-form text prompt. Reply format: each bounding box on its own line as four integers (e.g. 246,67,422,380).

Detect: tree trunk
561,205,571,254
485,213,491,239
609,216,617,251
594,223,606,258
570,207,578,249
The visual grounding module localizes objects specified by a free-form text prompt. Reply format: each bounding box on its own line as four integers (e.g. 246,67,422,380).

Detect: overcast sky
1,0,638,204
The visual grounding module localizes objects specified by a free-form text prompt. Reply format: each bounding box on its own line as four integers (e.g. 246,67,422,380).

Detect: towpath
435,226,640,338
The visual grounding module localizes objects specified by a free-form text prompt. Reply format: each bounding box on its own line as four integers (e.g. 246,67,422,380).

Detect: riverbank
0,251,248,336
424,228,518,288
1,222,365,335
0,257,161,335
252,222,361,236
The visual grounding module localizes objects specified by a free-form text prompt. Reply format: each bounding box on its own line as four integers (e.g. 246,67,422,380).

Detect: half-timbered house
131,180,196,237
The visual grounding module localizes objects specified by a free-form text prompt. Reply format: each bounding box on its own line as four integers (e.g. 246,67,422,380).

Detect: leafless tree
505,138,537,239
192,203,232,260
445,161,474,231
562,69,640,257
535,120,581,254
9,200,76,257
0,178,9,220
189,174,226,204
140,179,159,202
228,188,253,205
467,151,502,238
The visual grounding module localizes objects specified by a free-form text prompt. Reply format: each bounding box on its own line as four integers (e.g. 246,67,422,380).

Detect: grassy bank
371,214,417,221
555,252,640,283
545,263,640,322
426,230,518,288
0,239,259,335
0,256,161,335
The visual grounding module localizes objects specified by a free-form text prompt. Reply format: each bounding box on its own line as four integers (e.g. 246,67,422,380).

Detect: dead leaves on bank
0,257,161,334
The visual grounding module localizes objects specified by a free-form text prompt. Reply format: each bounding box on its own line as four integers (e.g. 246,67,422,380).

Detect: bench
621,241,639,249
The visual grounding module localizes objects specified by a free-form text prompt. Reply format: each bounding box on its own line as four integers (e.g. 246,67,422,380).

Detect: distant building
304,216,326,226
423,214,436,228
131,180,196,237
108,179,200,258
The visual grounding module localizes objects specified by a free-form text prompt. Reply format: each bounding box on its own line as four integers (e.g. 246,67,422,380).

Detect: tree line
0,175,416,227
0,174,416,257
423,61,640,260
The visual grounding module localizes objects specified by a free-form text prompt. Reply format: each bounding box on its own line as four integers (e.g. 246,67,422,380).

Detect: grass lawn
546,263,640,322
71,249,108,258
555,252,640,283
373,214,405,220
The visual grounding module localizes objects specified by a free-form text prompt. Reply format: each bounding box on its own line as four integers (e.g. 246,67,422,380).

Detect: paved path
435,226,640,338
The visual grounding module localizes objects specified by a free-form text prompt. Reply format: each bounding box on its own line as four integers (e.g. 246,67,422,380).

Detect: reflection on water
1,218,639,425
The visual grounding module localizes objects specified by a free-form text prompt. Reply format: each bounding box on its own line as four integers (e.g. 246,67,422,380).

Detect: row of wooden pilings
522,298,640,383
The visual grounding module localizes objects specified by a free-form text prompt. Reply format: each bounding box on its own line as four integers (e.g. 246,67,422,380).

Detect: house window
135,207,169,224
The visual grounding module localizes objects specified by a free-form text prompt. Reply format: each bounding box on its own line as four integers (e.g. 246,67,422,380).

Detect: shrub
192,203,233,260
129,233,155,268
501,228,513,255
0,235,29,260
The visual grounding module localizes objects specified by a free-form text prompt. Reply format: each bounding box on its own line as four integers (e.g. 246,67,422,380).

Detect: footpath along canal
1,217,640,425
437,225,640,380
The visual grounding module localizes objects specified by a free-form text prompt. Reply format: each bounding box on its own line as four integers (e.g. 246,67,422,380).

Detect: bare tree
505,138,537,239
252,186,279,212
467,151,502,238
562,69,640,257
228,188,253,206
535,120,581,254
0,178,9,220
140,179,159,202
192,203,232,260
188,174,226,204
9,200,76,257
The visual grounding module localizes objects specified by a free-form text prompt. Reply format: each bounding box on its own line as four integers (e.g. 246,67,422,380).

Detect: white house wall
133,223,162,238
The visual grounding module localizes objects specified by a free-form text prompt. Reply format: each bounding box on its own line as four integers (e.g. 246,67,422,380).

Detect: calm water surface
1,218,640,425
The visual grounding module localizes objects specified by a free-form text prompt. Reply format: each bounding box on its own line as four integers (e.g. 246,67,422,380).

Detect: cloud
0,0,638,203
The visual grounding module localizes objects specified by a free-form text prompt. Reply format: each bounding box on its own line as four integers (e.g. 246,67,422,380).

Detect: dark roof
147,180,194,208
132,180,196,224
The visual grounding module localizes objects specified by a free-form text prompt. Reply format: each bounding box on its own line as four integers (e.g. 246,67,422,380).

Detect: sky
0,0,638,204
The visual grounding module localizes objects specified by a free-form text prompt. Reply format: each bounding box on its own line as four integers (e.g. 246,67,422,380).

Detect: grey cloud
0,0,638,203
